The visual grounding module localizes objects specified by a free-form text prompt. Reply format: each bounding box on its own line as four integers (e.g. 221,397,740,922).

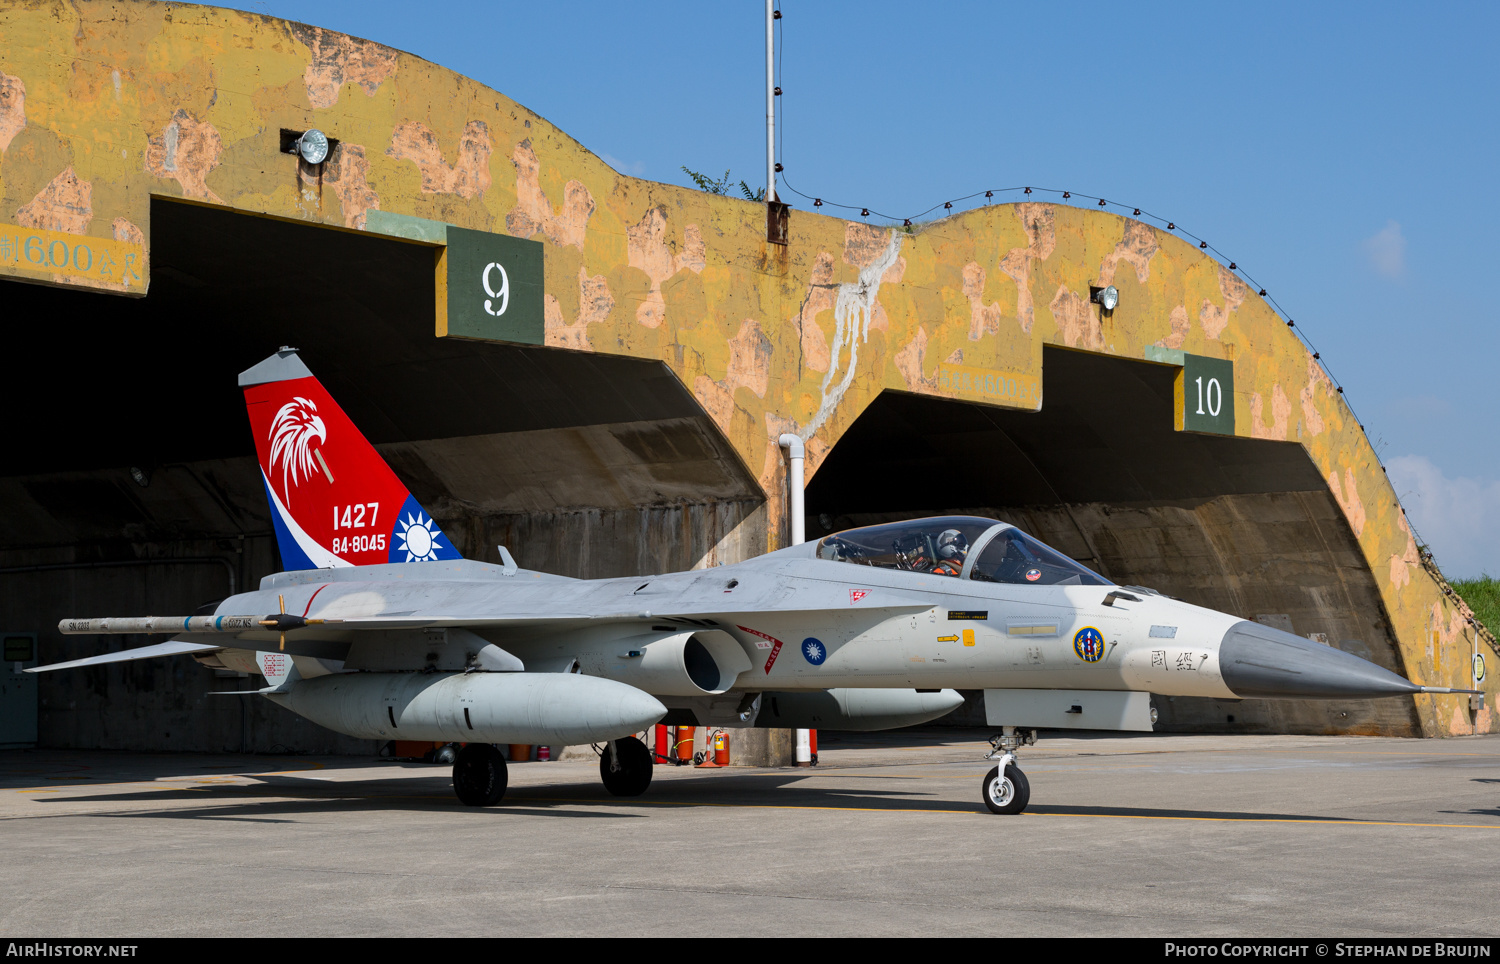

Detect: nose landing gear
981,726,1036,814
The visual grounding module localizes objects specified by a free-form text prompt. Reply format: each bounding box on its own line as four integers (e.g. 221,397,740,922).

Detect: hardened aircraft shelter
0,1,1490,753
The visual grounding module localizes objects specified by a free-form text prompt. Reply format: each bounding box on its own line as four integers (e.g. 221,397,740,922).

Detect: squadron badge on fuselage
1073,627,1106,663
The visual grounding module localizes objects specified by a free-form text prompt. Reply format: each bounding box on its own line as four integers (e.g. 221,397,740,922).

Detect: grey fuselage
193,536,1420,707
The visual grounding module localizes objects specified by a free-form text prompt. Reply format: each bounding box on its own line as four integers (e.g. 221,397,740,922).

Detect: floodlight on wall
297,129,330,165
279,128,337,165
1089,285,1119,311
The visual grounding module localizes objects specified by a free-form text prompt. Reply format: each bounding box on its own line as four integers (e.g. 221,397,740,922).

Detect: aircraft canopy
967,526,1110,586
816,516,1110,586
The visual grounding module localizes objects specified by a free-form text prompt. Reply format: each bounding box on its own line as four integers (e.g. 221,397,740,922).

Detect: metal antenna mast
762,3,788,245
765,0,776,204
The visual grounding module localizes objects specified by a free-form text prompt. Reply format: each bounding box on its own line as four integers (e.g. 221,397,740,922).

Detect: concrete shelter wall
0,536,374,754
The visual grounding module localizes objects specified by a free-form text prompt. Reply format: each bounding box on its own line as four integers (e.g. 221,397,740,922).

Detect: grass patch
1451,576,1500,638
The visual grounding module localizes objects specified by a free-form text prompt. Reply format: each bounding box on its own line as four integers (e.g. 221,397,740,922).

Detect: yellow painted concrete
0,1,1487,735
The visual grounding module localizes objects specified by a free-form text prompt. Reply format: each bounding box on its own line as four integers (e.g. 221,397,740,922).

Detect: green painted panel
1177,353,1235,436
1,632,37,748
444,226,545,345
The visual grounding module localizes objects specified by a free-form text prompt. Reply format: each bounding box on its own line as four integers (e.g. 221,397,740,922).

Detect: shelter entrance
806,347,1417,735
0,199,759,754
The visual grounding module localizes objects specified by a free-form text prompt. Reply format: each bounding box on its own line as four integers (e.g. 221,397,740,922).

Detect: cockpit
815,515,1111,587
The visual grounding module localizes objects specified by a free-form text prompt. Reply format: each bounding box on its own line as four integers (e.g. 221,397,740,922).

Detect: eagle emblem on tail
268,396,329,504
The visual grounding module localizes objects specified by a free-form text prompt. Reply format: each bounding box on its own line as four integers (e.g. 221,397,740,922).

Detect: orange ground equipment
695,729,730,768
653,723,671,764
675,726,695,764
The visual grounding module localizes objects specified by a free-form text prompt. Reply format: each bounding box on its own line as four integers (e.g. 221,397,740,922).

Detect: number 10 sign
1175,353,1235,436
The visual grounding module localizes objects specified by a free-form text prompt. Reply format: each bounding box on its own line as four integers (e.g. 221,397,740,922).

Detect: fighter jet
33,350,1476,814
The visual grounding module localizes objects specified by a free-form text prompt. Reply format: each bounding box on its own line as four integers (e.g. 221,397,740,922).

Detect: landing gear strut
453,743,508,806
600,735,653,797
981,726,1035,814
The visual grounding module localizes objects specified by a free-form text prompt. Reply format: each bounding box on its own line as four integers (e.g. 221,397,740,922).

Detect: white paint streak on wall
802,231,903,440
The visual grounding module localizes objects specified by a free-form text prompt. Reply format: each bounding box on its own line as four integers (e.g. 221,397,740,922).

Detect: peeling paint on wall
1199,264,1248,340
0,72,24,152
545,265,614,351
1251,383,1291,440
1300,355,1332,437
1099,219,1158,286
794,252,836,373
1158,304,1191,349
998,202,1056,333
894,325,930,392
325,144,380,229
388,120,491,199
1049,284,1104,350
507,140,591,247
293,24,398,110
17,166,90,234
144,110,223,202
627,205,704,329
1328,466,1367,537
1389,510,1420,590
725,318,772,398
963,262,1005,340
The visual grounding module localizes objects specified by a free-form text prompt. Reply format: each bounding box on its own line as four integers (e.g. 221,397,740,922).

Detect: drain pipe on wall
778,433,815,766
778,434,805,546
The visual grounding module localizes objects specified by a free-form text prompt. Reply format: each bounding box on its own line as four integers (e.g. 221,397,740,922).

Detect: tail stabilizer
240,349,461,570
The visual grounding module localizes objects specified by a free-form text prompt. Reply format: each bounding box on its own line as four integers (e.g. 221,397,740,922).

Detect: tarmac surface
1,729,1497,938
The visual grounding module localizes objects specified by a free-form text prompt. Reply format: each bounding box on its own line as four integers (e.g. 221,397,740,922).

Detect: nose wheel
981,726,1035,815
982,763,1029,814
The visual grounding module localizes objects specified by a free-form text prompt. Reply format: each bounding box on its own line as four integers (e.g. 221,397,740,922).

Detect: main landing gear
600,735,654,797
453,743,508,806
982,726,1036,814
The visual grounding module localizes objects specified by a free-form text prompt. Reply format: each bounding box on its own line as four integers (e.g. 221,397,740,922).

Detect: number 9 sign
482,261,510,316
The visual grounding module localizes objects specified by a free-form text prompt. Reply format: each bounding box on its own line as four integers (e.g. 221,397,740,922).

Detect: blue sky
228,1,1500,576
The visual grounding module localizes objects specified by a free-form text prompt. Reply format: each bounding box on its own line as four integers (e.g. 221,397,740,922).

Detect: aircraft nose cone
1219,620,1421,699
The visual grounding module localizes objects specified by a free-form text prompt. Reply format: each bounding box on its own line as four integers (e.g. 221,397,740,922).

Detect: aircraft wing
27,639,226,673
44,576,931,674
57,577,929,638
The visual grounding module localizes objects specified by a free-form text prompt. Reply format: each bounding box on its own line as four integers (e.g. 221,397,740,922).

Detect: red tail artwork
239,349,461,570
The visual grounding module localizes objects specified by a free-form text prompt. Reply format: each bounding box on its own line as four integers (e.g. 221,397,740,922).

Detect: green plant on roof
682,166,764,201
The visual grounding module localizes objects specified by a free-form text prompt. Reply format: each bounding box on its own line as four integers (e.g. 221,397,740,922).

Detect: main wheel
453,743,508,806
981,763,1030,814
600,736,653,797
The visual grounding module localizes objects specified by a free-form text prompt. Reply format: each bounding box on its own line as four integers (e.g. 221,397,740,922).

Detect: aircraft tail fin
240,349,461,570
